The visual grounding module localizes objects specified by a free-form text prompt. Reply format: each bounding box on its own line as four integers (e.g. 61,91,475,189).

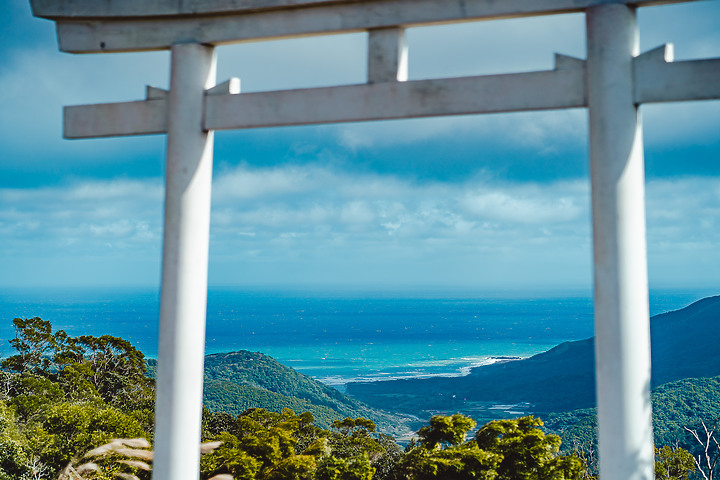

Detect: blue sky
1,0,719,291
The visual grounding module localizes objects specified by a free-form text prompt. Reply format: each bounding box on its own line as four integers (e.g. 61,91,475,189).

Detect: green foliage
316,453,375,480
2,317,59,373
202,409,312,478
0,402,33,480
544,375,720,474
200,431,263,479
417,414,476,449
9,373,66,418
268,454,318,480
333,418,377,436
0,318,154,478
475,416,584,480
330,417,382,458
651,376,720,450
328,417,402,480
655,445,695,480
200,409,406,480
24,402,148,472
396,414,584,480
2,317,154,417
397,441,500,480
73,334,154,410
201,409,322,480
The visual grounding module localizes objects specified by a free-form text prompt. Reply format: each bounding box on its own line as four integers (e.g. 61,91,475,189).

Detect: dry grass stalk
113,447,154,461
75,463,99,473
119,438,151,449
83,441,124,459
117,460,151,471
113,473,140,480
56,464,82,480
200,441,224,454
83,438,152,459
62,436,223,479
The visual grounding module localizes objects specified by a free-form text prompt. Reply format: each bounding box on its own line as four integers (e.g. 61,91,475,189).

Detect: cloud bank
2,165,716,289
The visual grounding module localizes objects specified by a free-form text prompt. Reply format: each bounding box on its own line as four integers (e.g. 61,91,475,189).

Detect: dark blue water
0,287,714,387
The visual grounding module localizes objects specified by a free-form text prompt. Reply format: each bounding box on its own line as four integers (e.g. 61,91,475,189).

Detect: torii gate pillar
587,5,654,479
154,42,216,480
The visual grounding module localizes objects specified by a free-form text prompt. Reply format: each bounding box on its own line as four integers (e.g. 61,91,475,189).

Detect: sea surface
0,287,714,389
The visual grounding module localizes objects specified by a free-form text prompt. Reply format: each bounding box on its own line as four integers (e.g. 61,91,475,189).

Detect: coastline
324,354,526,393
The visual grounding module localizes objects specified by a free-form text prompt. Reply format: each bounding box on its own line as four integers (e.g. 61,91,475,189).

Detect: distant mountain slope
649,295,720,385
346,295,720,416
203,378,346,428
205,351,359,411
202,350,414,435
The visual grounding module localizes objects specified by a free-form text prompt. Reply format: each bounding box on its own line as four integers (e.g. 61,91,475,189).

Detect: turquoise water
0,287,714,387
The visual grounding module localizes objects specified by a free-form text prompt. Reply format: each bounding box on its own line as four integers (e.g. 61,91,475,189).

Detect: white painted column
153,43,216,480
586,5,654,480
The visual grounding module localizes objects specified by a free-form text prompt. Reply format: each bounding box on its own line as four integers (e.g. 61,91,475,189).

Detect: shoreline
320,355,526,392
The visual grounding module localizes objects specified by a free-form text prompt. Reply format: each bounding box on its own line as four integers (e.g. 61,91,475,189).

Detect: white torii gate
30,1,720,479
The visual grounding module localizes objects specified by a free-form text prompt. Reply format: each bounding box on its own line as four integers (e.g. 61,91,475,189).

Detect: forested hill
201,350,413,436
346,295,720,416
544,375,720,455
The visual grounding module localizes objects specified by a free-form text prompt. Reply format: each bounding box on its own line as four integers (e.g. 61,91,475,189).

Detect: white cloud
1,167,718,288
646,177,720,248
335,108,588,152
213,165,319,199
0,180,163,258
207,165,593,257
461,182,587,225
340,201,376,225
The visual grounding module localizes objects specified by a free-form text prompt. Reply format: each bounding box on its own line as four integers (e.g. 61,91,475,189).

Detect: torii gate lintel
62,44,720,139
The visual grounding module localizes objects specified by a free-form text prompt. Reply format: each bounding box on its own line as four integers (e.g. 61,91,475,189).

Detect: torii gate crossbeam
29,1,720,479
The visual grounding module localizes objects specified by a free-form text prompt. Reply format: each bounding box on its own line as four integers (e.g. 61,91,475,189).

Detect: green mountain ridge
200,350,415,436
346,295,720,418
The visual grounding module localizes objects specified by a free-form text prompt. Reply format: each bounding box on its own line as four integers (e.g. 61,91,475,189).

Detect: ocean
0,287,714,389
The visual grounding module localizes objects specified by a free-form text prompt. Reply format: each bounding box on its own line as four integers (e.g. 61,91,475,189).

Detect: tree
201,408,323,480
330,417,382,460
2,318,64,373
395,414,499,480
655,445,695,480
0,401,34,480
417,414,476,450
8,373,65,419
2,318,155,419
23,402,148,475
395,414,585,480
73,334,155,410
474,416,585,480
397,441,500,480
685,422,720,480
316,453,375,480
332,418,376,436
